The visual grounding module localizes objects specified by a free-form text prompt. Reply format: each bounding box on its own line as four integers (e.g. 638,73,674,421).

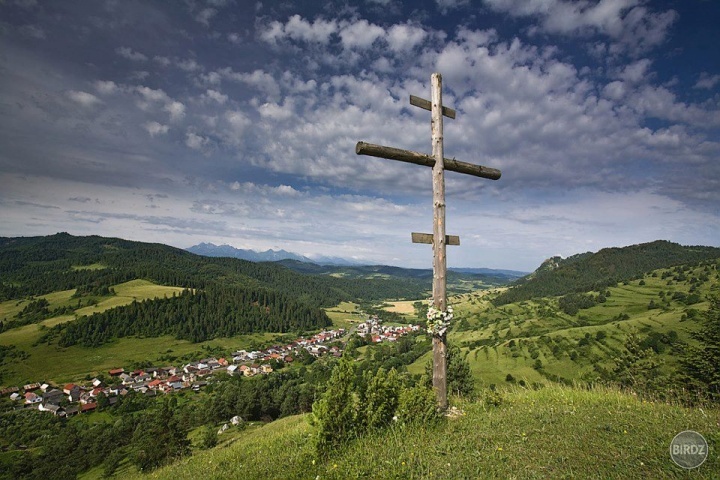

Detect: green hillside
140,385,718,479
429,259,720,390
495,240,720,305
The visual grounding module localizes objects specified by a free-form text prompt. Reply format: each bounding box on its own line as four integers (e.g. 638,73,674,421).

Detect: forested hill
0,233,428,306
494,240,720,305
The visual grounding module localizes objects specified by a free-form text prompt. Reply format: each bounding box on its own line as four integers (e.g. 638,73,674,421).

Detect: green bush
360,368,401,431
395,383,441,425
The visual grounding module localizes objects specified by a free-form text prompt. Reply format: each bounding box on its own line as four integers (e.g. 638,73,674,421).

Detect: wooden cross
355,73,501,410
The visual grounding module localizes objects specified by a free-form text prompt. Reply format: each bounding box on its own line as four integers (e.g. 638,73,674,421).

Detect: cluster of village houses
1,317,420,417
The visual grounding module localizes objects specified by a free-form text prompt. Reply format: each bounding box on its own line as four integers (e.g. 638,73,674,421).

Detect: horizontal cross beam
356,141,501,180
412,232,460,246
410,95,456,119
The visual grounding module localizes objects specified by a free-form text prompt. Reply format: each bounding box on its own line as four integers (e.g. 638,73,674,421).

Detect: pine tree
311,356,358,457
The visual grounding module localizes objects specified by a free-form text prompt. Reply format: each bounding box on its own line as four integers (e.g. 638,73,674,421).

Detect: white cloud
227,32,243,44
339,19,384,49
144,121,169,136
186,132,209,149
136,86,169,103
694,72,720,90
164,101,186,121
132,86,186,122
615,58,652,83
115,46,148,61
386,23,427,52
258,99,294,120
195,8,217,27
628,85,720,128
177,58,201,72
154,55,172,67
218,68,280,99
67,90,102,107
94,80,118,95
602,80,626,100
483,0,677,55
220,110,251,144
259,15,338,45
202,89,228,104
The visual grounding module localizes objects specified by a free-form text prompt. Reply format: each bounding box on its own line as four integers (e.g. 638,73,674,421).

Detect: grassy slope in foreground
142,385,718,480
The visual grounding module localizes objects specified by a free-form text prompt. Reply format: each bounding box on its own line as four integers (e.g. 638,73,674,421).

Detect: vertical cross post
355,72,501,412
430,73,448,410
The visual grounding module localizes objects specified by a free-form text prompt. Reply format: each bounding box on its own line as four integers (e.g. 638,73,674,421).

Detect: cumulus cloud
177,58,201,72
202,89,228,104
94,80,119,95
195,8,217,27
260,15,338,45
115,46,148,61
258,99,294,120
67,90,102,107
339,19,384,49
186,132,209,149
217,68,281,99
164,101,186,122
482,0,677,55
143,121,169,136
386,23,428,51
694,72,720,90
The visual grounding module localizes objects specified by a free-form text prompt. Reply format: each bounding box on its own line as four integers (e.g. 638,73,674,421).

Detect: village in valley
1,316,420,418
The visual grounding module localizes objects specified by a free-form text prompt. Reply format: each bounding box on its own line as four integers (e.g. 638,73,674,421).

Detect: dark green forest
41,285,332,347
494,240,720,305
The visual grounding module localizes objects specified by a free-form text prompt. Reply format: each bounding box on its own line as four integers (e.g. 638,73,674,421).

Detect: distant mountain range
186,242,359,266
185,242,529,278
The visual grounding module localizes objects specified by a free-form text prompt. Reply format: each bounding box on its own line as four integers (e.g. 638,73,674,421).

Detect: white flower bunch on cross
426,301,453,336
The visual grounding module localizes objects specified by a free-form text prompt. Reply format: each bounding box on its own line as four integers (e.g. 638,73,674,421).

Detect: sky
1,0,719,272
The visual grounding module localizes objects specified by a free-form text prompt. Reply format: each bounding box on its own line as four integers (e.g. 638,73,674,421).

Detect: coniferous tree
311,356,358,457
682,297,720,397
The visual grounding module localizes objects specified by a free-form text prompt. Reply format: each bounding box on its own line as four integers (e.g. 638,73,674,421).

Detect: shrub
360,368,401,431
395,383,441,425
